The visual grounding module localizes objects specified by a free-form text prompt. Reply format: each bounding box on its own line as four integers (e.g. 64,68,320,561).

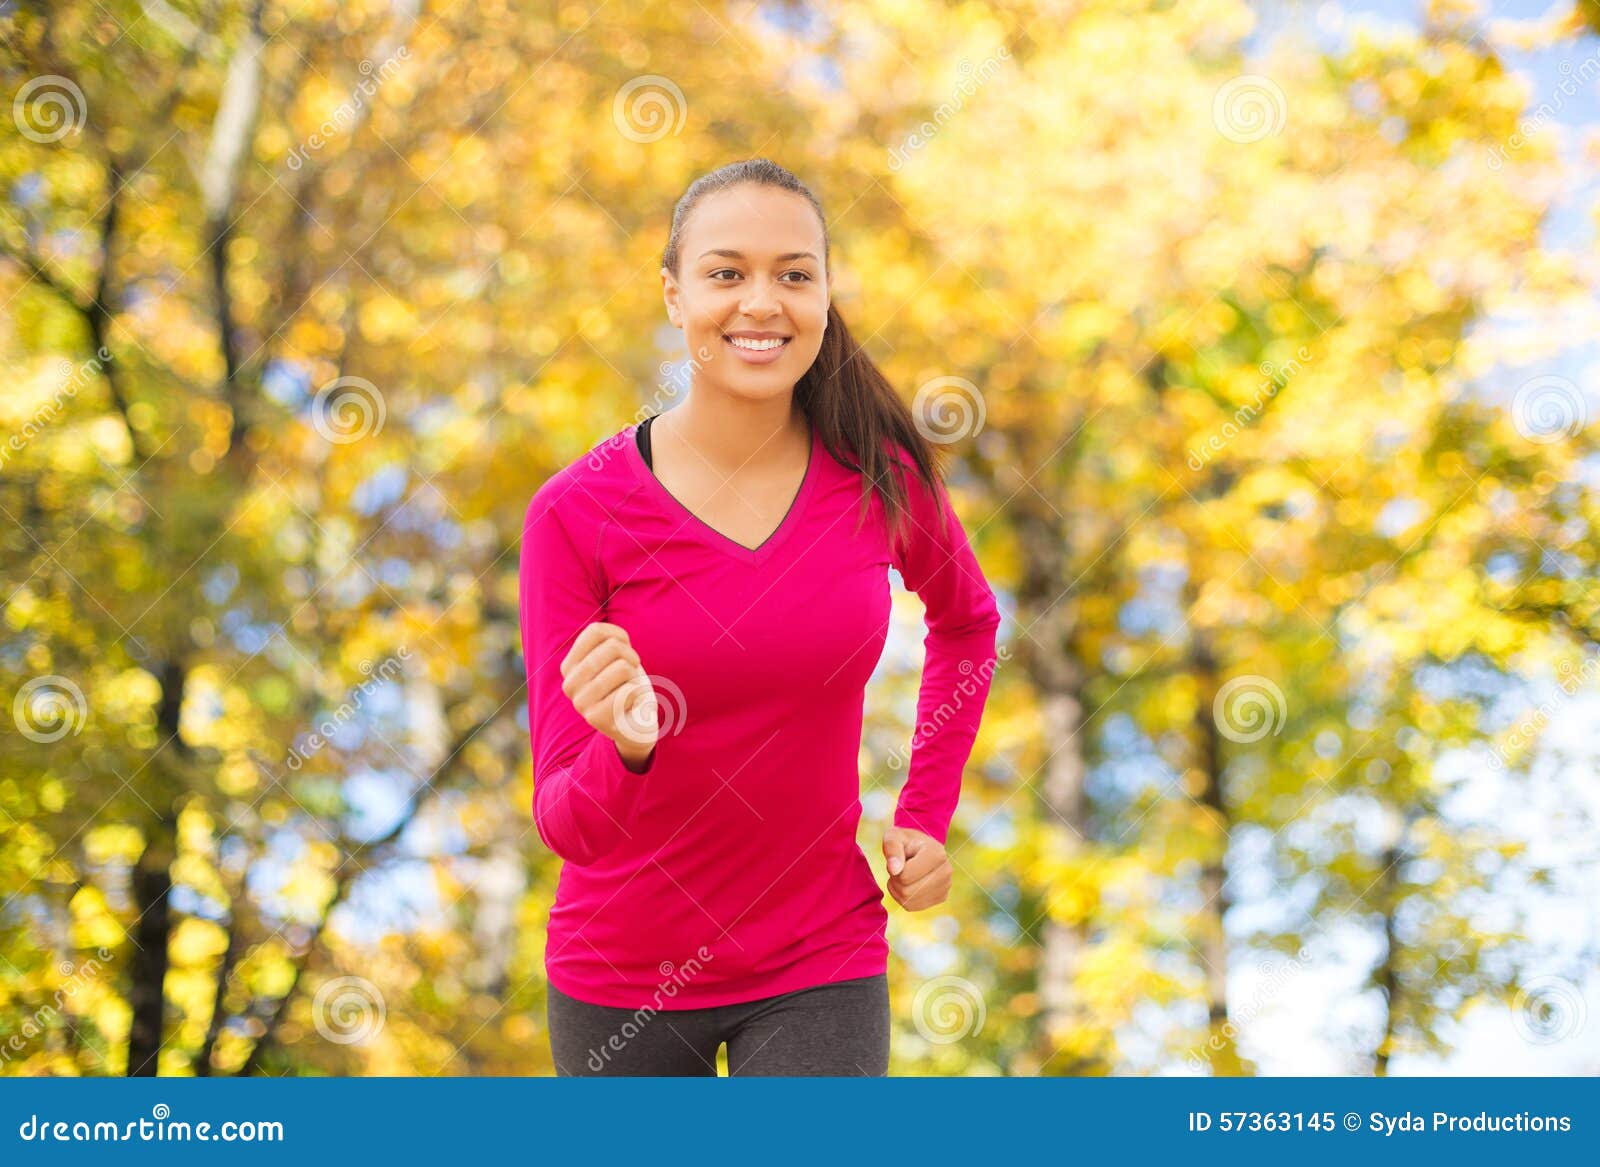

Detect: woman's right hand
559,621,657,770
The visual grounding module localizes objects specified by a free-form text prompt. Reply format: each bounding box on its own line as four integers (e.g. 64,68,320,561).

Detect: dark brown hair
660,158,948,549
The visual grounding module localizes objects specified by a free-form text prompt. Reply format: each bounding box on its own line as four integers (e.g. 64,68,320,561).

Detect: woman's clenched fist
560,622,657,771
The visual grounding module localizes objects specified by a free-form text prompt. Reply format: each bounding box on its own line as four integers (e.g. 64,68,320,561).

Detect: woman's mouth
723,334,791,365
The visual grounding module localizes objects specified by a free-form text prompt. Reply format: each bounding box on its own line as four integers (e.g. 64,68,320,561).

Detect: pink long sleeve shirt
518,417,1002,1009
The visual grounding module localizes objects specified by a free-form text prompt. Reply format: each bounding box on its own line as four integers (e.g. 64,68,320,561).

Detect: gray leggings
546,973,890,1076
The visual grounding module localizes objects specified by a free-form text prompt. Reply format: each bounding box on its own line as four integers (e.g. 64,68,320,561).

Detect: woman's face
662,184,829,403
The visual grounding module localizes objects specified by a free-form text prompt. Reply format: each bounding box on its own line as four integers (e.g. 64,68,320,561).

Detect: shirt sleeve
519,483,655,866
888,457,1003,846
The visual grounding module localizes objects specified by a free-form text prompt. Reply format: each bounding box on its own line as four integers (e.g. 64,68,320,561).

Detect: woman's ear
661,266,681,328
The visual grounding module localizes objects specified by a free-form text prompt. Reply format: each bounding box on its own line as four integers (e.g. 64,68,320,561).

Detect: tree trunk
1191,628,1243,1075
1037,680,1104,1073
125,819,176,1076
125,657,189,1076
1014,501,1107,1075
1373,842,1402,1077
195,867,246,1076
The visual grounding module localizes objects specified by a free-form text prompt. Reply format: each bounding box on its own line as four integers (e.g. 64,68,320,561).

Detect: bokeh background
3,0,1600,1077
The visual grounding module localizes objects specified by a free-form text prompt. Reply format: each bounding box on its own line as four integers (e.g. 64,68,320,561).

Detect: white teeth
726,336,787,351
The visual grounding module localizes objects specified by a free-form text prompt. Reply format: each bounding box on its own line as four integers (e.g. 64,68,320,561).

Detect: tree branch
227,695,522,1075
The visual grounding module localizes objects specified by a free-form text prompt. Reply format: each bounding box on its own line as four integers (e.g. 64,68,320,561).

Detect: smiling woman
518,158,1002,1077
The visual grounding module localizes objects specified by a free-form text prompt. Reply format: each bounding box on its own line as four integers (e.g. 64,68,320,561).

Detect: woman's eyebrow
698,248,819,263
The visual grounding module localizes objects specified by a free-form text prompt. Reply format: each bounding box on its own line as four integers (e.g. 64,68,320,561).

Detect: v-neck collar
622,416,821,566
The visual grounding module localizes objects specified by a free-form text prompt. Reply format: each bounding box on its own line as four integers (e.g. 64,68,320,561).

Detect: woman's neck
658,393,810,475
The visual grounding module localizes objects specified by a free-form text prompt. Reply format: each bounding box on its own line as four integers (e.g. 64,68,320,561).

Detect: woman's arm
519,486,654,866
888,460,1003,846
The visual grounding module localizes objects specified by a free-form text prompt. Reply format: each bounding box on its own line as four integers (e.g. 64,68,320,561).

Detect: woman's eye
708,270,812,282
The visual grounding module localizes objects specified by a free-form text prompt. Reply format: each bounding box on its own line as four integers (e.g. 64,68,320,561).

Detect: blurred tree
2,0,1596,1078
844,0,1595,1073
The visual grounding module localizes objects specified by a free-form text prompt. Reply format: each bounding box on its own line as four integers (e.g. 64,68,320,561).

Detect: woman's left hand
881,826,952,911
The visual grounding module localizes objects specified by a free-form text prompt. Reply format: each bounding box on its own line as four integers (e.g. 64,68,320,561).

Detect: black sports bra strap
637,414,655,469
